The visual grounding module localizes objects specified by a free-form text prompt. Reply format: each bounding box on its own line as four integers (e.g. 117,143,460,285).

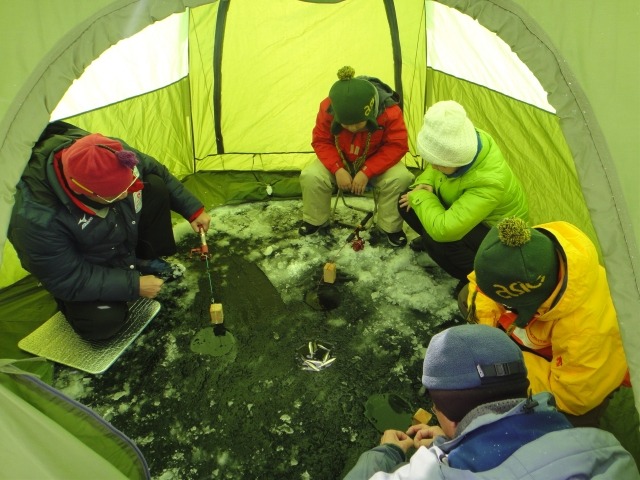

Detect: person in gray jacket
344,324,639,479
9,121,211,341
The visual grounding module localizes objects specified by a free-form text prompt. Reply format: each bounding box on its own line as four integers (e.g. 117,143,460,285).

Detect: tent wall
64,78,196,179
436,0,640,425
0,0,211,285
186,0,426,172
0,0,639,417
511,0,640,251
1,365,149,479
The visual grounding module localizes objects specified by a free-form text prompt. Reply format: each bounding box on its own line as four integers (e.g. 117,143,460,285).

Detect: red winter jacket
311,97,408,178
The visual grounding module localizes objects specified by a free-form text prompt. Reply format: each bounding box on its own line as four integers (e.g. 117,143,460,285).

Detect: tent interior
1,0,639,475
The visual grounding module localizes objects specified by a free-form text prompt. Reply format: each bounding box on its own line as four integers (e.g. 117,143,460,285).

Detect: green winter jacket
408,129,528,242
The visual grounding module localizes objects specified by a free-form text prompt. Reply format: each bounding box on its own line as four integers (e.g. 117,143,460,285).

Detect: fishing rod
191,227,225,336
322,209,374,284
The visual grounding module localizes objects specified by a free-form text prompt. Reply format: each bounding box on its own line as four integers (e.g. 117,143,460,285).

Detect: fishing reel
346,211,373,252
351,232,365,251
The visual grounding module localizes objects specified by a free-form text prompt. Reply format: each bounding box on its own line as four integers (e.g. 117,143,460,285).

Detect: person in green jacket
398,101,528,295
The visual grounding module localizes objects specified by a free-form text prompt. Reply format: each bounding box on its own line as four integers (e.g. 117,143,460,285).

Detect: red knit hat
61,134,142,197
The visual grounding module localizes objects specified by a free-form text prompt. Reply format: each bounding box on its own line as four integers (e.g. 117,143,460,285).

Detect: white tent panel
427,2,554,112
51,13,189,121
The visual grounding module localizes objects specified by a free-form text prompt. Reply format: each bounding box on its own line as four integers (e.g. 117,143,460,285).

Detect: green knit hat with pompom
474,217,559,328
328,66,378,129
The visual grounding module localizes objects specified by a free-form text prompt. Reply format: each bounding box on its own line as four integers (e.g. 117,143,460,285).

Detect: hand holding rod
198,226,210,260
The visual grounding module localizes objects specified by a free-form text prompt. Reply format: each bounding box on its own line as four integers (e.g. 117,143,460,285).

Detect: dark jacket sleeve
9,194,140,302
123,142,204,220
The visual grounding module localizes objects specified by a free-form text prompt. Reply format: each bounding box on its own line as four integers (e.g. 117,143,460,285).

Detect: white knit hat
417,101,477,167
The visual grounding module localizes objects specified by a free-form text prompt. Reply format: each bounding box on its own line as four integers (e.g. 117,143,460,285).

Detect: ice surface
54,198,461,479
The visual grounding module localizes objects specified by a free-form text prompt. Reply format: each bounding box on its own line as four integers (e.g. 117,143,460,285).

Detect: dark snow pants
59,174,174,341
399,199,490,282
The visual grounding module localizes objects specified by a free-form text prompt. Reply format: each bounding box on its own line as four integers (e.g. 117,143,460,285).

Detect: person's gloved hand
399,184,434,212
335,168,353,191
406,423,445,449
351,171,369,195
398,192,411,212
379,429,414,454
190,211,212,233
139,275,164,298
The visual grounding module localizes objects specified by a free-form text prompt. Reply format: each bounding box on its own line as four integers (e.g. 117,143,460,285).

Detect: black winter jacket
9,122,202,302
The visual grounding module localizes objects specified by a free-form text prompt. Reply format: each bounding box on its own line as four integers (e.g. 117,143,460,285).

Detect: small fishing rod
192,227,225,336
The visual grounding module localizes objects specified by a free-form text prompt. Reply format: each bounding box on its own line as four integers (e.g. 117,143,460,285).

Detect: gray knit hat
422,324,528,390
422,324,529,421
417,100,477,167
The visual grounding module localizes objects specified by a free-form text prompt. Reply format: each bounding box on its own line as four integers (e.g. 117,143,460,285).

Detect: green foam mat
364,393,414,433
18,298,160,374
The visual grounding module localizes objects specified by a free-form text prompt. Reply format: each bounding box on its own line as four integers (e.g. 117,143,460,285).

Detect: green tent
0,359,150,478
1,0,639,471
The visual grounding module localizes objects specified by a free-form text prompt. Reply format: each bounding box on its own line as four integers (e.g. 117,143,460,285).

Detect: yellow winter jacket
466,221,628,416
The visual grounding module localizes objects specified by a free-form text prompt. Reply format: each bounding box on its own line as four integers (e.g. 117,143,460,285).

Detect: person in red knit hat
9,121,211,341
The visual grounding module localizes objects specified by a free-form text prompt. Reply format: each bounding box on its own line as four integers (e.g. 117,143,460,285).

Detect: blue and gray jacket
344,392,639,479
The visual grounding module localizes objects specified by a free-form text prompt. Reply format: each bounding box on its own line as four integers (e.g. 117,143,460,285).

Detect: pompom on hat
417,100,478,167
422,324,529,422
61,134,142,197
329,66,379,128
474,217,559,328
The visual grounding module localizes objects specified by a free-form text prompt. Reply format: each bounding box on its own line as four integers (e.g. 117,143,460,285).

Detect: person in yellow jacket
460,217,629,427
